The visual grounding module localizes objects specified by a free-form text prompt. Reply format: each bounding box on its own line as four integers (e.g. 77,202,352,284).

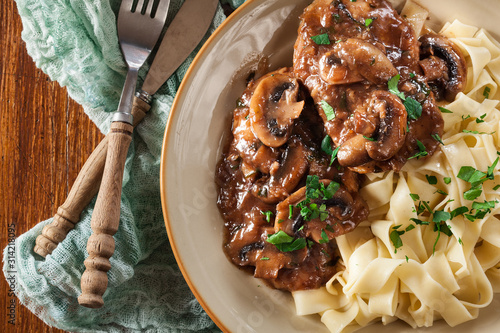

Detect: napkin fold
4,0,244,331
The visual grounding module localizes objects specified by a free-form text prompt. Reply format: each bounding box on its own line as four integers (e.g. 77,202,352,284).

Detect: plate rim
159,0,264,331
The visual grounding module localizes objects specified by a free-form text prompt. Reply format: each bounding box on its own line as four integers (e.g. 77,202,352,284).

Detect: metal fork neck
113,66,139,124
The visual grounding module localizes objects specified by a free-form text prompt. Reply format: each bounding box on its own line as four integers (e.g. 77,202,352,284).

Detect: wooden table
1,1,103,331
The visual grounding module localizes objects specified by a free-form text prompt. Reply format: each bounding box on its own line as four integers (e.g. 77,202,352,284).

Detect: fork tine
119,0,135,13
154,0,170,21
136,0,145,13
145,0,155,17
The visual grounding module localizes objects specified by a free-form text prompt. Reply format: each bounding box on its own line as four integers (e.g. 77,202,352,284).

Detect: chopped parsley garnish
388,74,406,100
387,74,424,120
432,133,444,145
426,175,438,185
476,113,487,123
457,157,498,200
409,193,420,201
320,100,336,121
450,206,469,219
266,231,306,252
311,33,331,45
260,257,270,261
319,229,329,244
363,135,376,141
261,210,273,223
462,129,496,135
432,210,451,223
465,200,498,221
439,106,453,114
403,97,422,120
483,86,491,99
435,189,448,196
365,18,373,27
444,177,452,184
390,224,416,251
287,175,340,229
408,140,428,160
321,135,340,166
494,184,500,190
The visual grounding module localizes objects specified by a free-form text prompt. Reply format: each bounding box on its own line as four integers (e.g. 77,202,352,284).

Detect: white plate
160,0,500,332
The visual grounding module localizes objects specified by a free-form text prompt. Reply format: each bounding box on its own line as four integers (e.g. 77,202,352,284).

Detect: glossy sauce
215,0,466,292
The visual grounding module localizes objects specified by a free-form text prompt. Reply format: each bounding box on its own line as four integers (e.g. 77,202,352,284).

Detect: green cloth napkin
4,0,244,331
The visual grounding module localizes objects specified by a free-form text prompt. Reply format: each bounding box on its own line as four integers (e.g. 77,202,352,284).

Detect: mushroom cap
249,73,305,147
419,33,468,101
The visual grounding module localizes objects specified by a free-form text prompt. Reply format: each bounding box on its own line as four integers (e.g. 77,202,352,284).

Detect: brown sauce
215,0,467,292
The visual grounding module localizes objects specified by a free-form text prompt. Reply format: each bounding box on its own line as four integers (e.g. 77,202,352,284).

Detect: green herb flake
493,184,500,190
462,129,496,135
483,86,491,99
432,133,444,145
403,97,422,120
321,135,333,155
363,135,376,141
487,157,499,180
365,18,373,27
319,229,329,244
433,210,451,223
464,187,483,201
435,189,448,196
410,218,429,225
260,257,270,261
410,193,420,201
390,230,404,250
408,140,428,160
261,210,273,223
439,106,453,114
320,100,336,121
311,33,331,45
266,231,306,252
444,177,452,184
426,175,438,185
450,206,469,219
388,74,406,100
476,113,487,123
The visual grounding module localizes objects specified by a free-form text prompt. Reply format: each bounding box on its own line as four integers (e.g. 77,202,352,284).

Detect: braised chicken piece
216,68,368,291
293,0,466,173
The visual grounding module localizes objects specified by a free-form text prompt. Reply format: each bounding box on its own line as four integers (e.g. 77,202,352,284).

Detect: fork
78,0,170,309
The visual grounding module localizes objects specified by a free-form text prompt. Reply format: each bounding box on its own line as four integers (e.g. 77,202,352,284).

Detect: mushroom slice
337,90,407,167
419,33,467,101
364,90,407,161
249,72,305,147
319,39,398,85
275,180,368,243
251,138,309,204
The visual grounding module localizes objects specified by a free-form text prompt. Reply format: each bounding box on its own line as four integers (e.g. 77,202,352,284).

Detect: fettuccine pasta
292,17,500,332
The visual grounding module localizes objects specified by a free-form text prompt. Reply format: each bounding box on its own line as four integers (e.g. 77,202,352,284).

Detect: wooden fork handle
78,120,133,308
33,97,150,258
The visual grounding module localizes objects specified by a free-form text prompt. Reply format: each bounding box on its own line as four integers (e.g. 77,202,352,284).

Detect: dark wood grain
0,0,104,331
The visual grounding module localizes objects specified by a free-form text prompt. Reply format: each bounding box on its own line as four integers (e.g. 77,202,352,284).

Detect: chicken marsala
215,0,467,291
